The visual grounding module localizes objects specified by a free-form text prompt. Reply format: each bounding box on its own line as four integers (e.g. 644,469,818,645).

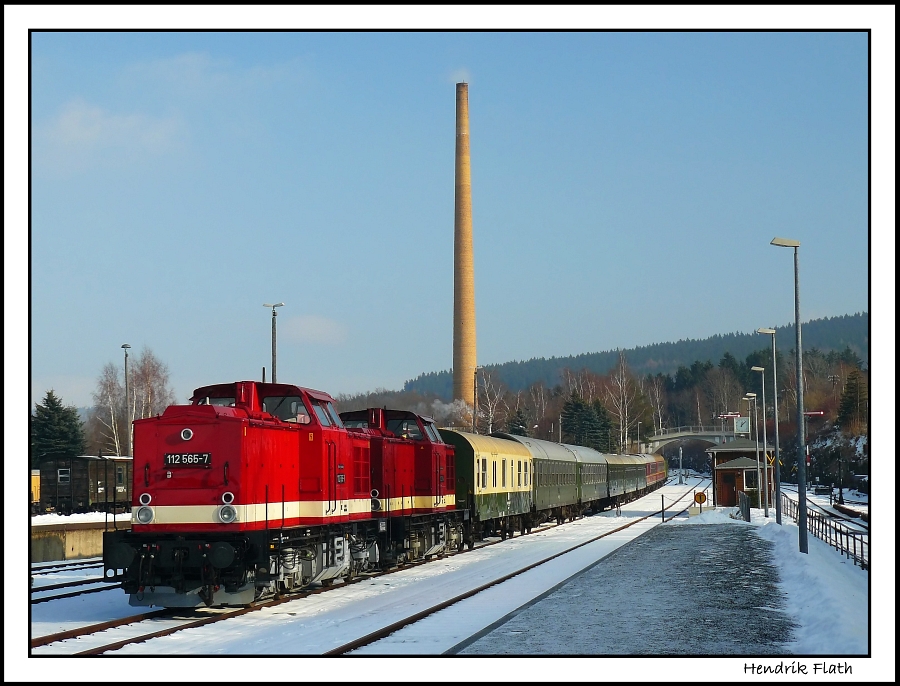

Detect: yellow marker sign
694,492,707,505
768,455,776,465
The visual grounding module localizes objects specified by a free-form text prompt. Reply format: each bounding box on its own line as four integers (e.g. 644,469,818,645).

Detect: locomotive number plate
164,453,212,467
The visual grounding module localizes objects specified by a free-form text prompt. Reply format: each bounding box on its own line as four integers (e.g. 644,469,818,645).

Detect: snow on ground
20,477,890,681
32,512,131,526
671,507,869,654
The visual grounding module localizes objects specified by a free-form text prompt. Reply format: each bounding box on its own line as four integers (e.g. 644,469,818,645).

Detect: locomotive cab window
263,396,312,424
386,419,423,440
325,402,344,428
312,403,332,426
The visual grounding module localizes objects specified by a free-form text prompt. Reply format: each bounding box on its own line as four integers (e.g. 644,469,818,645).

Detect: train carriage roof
560,444,608,465
490,433,576,462
439,430,533,459
604,453,661,465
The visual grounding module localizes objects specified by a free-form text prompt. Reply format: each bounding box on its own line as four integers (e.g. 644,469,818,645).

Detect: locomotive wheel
466,537,474,550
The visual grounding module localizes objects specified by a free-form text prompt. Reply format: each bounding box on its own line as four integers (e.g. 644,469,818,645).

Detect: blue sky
17,19,881,410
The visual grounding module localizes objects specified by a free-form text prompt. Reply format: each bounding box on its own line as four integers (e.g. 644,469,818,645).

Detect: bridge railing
651,425,736,436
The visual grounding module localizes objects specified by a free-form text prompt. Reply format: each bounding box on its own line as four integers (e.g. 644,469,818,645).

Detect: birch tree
603,351,639,452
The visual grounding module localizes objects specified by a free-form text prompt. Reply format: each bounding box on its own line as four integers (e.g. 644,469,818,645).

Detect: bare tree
89,362,124,455
477,370,506,435
88,348,176,455
528,381,548,427
647,375,668,433
603,351,639,452
703,367,742,419
130,347,177,421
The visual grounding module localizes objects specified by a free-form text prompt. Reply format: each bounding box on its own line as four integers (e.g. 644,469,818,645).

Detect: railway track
31,578,120,605
37,525,536,655
31,558,104,576
780,485,868,530
39,481,705,656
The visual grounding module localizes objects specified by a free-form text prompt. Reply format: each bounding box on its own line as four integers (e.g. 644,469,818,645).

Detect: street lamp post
263,303,284,383
745,393,760,508
771,236,808,553
758,328,782,524
473,366,483,433
121,344,131,457
751,366,769,518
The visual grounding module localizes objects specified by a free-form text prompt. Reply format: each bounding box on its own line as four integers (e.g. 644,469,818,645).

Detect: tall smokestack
452,82,477,407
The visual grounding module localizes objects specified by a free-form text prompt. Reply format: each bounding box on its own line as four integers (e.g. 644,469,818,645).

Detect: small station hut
706,438,774,508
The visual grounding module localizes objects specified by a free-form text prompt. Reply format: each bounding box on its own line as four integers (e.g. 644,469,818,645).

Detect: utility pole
263,303,284,383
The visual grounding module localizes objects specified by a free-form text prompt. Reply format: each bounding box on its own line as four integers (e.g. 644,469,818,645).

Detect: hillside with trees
335,312,869,487
403,312,867,398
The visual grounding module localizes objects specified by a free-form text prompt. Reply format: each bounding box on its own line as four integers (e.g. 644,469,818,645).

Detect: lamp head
263,302,284,309
771,237,800,248
745,392,756,398
121,343,131,350
757,327,776,335
751,366,764,372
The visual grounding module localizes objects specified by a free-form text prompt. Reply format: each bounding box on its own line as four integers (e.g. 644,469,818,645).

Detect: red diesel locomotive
103,381,464,607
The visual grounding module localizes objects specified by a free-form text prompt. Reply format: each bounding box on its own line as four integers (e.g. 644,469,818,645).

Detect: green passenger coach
439,429,533,541
492,433,581,525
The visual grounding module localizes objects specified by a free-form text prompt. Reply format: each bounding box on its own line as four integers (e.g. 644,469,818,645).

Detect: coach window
517,460,522,487
492,461,497,488
481,458,487,489
501,459,507,488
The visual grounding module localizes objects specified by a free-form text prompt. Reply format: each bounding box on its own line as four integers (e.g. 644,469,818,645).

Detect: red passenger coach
104,381,463,608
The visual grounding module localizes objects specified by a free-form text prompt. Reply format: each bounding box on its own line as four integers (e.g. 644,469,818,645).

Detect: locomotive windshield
386,418,424,440
423,422,443,443
262,395,312,423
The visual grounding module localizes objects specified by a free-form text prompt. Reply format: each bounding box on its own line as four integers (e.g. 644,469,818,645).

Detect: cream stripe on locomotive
376,494,456,512
133,498,372,525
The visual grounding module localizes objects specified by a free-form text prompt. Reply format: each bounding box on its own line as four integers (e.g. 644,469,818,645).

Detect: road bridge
647,426,744,452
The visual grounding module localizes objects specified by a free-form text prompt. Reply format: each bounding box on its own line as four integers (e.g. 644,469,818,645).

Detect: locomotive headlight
139,493,152,505
181,428,193,441
218,504,237,524
222,491,235,504
136,506,154,524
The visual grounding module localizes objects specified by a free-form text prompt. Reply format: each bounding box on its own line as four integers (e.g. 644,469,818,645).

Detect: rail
781,494,868,570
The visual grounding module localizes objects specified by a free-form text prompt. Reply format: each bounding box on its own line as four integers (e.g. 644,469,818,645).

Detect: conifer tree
30,390,86,467
837,370,868,433
506,408,529,436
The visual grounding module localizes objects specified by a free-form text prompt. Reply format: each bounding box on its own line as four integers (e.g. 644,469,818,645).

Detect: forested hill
404,312,868,398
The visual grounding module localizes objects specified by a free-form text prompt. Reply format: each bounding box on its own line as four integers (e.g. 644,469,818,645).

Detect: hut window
57,468,70,484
